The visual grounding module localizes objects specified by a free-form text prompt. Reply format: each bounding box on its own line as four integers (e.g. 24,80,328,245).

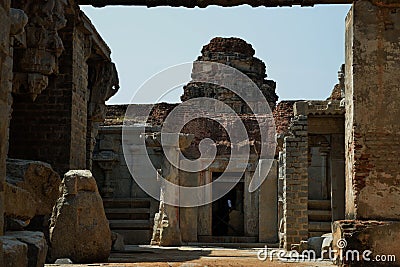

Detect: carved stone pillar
87,61,119,170
151,133,193,246
93,150,118,198
319,145,330,200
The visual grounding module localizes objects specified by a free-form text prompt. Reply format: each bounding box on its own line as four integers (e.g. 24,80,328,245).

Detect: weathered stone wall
0,0,12,264
0,2,117,263
181,37,278,110
8,6,118,175
8,2,74,174
281,114,308,249
70,21,90,170
93,125,160,244
345,0,400,221
273,101,296,136
330,1,400,264
103,103,176,127
9,57,74,174
101,38,277,245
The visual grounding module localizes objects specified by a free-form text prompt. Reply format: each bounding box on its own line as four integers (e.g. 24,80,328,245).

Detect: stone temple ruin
95,37,345,249
1,0,400,266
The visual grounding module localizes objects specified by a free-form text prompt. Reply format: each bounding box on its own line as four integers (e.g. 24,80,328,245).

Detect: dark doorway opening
212,172,244,236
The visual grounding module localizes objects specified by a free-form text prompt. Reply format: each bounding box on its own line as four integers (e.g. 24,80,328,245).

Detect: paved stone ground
45,245,336,267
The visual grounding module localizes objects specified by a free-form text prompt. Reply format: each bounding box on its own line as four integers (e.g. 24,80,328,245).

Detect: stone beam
79,0,352,7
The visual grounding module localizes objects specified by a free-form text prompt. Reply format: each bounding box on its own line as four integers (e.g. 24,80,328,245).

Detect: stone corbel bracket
11,0,69,101
10,8,28,48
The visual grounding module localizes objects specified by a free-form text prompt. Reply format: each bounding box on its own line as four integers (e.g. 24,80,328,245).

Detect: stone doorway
211,172,245,237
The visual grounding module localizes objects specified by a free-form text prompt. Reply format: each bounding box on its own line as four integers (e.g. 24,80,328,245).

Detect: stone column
151,133,193,246
330,134,345,221
179,171,199,242
94,151,118,198
282,104,309,250
259,160,278,243
319,146,330,200
244,170,259,237
197,170,212,237
159,139,182,246
333,1,400,265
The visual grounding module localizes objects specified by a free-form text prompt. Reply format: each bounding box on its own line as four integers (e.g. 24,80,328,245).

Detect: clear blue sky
81,4,351,104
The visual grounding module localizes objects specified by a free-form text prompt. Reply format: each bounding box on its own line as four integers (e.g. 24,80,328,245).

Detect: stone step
103,198,151,208
308,222,332,232
308,200,331,210
187,242,279,248
109,219,151,230
198,236,258,243
308,209,332,221
112,229,152,245
105,208,150,214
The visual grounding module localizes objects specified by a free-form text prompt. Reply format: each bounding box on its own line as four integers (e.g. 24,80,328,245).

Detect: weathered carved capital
12,73,49,101
88,61,120,122
10,8,28,49
10,8,28,36
11,0,68,100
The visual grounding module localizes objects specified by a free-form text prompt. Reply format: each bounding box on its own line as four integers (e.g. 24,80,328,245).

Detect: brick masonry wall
8,16,90,175
282,115,308,249
273,101,296,136
8,23,74,175
70,24,89,170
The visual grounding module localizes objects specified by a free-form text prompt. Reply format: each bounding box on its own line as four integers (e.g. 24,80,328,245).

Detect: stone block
1,236,28,267
5,218,30,231
333,220,400,266
62,169,98,195
4,182,36,221
293,101,309,116
111,231,125,251
321,233,333,259
307,236,324,258
54,258,73,264
6,159,61,216
6,231,47,267
180,207,198,242
49,170,111,263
